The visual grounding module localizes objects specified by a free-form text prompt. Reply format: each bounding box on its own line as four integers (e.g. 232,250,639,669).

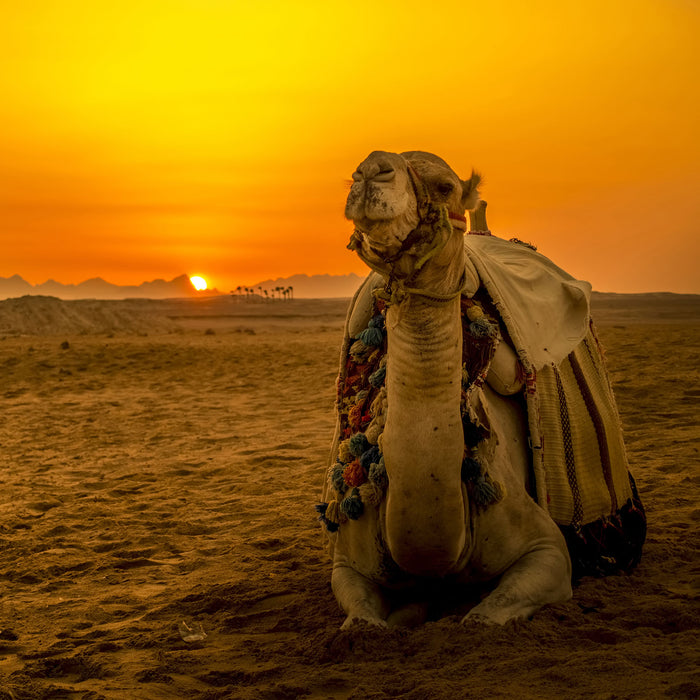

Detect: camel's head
345,151,481,284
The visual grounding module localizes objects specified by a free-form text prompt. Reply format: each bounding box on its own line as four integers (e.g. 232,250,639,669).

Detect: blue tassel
349,433,370,457
461,457,481,482
369,366,386,388
360,445,381,470
330,462,347,494
472,476,498,506
357,326,384,346
368,314,385,330
469,318,497,339
315,503,340,532
368,460,388,491
340,488,364,520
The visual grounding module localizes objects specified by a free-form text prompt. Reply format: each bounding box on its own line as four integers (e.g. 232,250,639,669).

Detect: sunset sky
1,0,698,294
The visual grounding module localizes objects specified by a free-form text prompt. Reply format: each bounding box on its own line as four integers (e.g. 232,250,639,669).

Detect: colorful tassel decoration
369,366,386,388
357,326,384,347
330,462,347,495
343,459,366,488
360,445,381,471
368,459,388,492
340,489,364,520
349,433,370,457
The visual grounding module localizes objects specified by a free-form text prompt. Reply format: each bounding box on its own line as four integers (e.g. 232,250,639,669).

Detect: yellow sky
1,0,698,293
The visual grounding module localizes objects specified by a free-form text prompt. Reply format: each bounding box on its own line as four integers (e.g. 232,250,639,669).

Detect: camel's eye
436,182,454,197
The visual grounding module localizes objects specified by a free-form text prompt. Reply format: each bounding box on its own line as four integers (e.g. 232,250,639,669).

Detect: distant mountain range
0,272,366,300
0,274,215,300
251,273,364,298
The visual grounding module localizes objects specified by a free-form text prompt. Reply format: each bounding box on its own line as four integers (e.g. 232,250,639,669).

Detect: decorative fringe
562,474,646,580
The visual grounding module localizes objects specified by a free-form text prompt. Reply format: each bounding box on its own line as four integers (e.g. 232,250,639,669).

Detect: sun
190,276,208,291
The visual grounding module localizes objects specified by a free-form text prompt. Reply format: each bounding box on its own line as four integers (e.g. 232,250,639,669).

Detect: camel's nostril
373,168,395,183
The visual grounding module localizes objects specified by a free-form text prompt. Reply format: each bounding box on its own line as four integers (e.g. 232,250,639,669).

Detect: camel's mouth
352,219,402,247
348,223,409,269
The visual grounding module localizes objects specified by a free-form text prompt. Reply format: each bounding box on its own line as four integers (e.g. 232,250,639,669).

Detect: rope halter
347,163,469,307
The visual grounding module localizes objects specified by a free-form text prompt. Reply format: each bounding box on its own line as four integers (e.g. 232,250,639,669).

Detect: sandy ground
0,293,698,699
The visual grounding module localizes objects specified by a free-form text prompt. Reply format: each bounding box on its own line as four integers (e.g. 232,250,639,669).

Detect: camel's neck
382,290,468,577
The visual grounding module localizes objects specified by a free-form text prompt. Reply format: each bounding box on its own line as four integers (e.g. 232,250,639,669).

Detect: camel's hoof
340,615,387,630
461,611,498,626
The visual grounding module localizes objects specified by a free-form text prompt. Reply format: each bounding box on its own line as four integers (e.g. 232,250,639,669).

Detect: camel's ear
461,171,482,211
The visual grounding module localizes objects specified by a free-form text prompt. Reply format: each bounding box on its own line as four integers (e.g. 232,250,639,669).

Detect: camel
318,150,645,628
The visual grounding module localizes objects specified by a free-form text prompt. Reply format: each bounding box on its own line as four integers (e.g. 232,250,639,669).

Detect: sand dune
0,293,698,699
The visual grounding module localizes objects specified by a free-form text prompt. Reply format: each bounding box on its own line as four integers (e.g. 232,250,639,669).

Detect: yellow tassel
338,439,353,463
325,499,347,524
467,305,484,321
359,482,383,507
370,387,387,417
365,421,382,445
350,339,371,362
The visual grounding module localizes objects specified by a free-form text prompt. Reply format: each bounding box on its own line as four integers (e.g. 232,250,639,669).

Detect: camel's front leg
463,540,572,625
331,564,390,629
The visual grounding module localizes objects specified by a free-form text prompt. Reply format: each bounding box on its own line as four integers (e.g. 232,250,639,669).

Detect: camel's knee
462,543,572,625
331,564,389,627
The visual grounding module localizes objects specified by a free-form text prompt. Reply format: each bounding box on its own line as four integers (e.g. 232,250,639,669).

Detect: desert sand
0,292,698,699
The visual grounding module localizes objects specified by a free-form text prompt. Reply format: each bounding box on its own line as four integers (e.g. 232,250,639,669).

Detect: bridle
347,162,469,306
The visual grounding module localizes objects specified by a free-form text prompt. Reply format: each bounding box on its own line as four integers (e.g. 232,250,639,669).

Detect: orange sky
1,0,698,293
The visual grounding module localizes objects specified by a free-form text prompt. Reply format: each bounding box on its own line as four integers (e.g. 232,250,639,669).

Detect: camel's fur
323,151,573,628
